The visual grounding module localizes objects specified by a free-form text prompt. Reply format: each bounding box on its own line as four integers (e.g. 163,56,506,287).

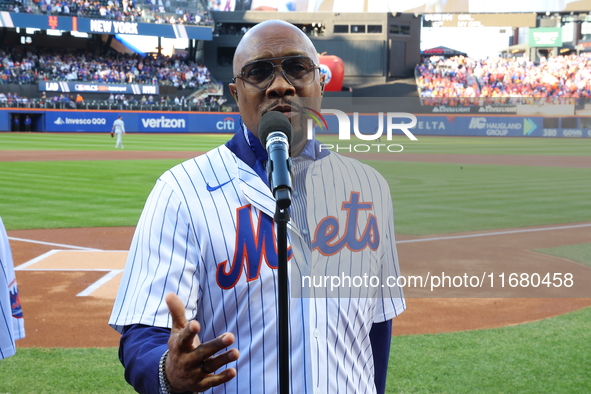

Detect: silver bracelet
158,349,172,394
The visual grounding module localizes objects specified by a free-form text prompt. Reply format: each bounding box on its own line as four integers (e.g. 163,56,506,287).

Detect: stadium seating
416,54,591,106
29,0,213,26
0,47,213,89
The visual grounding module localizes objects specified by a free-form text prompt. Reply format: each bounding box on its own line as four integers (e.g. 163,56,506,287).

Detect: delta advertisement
304,113,590,138
5,110,590,138
409,115,588,138
317,114,548,137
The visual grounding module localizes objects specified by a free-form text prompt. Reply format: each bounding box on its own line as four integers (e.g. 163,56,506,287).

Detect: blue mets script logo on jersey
312,192,379,256
216,193,379,289
10,287,23,318
216,205,293,289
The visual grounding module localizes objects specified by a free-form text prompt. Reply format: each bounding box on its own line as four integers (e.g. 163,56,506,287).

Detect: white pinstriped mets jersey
110,135,405,393
1,217,25,360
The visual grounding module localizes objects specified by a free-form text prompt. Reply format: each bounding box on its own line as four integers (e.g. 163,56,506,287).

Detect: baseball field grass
1,305,589,393
534,243,591,268
1,132,591,155
388,305,591,394
1,151,590,234
0,133,590,393
1,160,589,234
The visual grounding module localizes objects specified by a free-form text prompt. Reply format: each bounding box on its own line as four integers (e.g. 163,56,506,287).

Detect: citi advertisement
188,114,241,133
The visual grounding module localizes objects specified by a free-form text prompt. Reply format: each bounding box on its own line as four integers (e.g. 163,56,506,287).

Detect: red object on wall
318,55,344,92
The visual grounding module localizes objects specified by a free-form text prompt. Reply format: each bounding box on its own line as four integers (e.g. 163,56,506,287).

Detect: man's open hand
164,293,240,392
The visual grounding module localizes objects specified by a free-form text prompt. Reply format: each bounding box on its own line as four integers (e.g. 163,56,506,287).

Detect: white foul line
397,223,591,244
8,236,101,251
15,250,60,270
76,270,124,297
15,249,128,297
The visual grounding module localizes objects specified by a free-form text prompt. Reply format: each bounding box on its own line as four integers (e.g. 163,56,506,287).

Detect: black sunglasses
232,55,319,92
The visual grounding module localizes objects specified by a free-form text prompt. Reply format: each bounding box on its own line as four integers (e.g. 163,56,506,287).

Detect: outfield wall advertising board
45,112,118,132
316,114,590,138
39,111,241,133
2,110,590,138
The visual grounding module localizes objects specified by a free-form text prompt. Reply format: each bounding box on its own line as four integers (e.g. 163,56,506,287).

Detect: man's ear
229,84,239,104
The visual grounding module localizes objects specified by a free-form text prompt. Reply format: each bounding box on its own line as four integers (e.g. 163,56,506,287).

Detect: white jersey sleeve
109,177,200,333
0,217,25,360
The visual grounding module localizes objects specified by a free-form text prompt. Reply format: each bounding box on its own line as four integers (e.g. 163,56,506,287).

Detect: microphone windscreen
259,111,293,145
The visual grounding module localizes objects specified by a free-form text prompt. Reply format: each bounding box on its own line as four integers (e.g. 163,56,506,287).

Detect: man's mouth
267,105,300,119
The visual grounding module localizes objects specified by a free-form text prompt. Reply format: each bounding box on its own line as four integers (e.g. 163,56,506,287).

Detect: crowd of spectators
6,0,213,26
2,0,35,13
0,47,213,89
0,91,85,108
148,0,212,25
0,90,230,111
0,91,33,106
416,53,591,106
31,0,144,21
0,46,229,111
105,91,227,110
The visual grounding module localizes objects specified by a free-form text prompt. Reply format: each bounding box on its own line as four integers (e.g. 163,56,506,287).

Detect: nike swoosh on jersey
206,178,235,191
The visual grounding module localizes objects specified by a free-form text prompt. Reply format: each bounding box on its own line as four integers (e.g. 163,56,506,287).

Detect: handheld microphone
259,111,293,210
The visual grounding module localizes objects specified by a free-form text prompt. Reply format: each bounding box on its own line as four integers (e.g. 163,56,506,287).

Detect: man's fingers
167,293,202,352
200,348,240,375
176,320,203,353
164,293,238,390
166,334,239,392
176,332,237,370
166,293,189,332
195,332,236,362
199,367,238,391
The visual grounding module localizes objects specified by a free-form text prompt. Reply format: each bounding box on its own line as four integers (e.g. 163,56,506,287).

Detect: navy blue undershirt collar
225,122,330,185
